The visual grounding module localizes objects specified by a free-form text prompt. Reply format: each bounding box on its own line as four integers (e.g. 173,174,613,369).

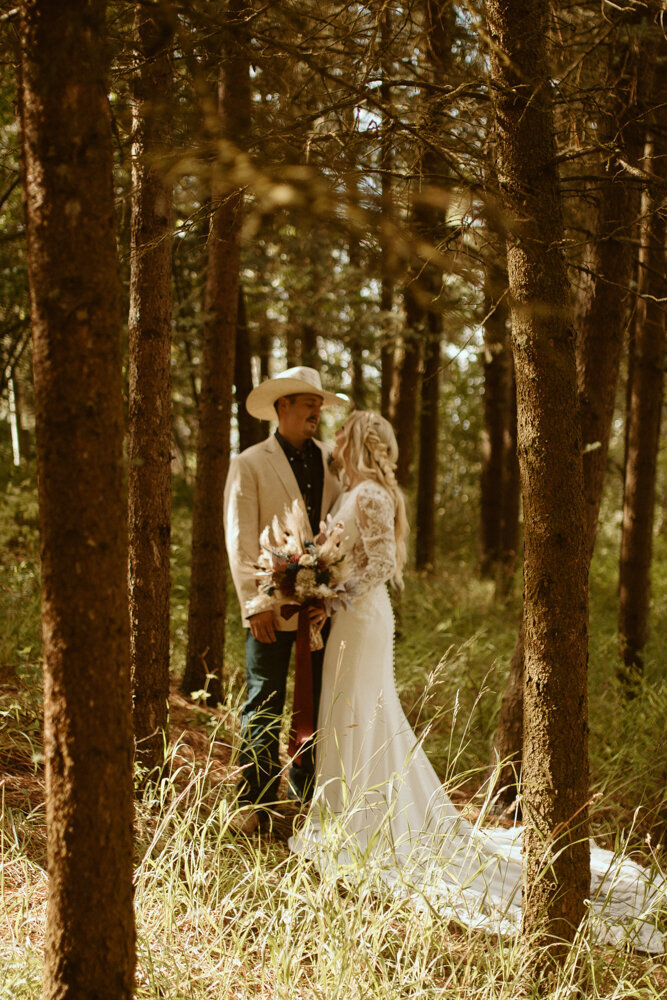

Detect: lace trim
349,481,397,598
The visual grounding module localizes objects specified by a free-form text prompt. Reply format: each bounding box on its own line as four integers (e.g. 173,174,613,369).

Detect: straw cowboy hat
246,366,345,422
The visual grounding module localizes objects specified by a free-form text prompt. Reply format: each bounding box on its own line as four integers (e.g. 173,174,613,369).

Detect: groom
224,366,343,831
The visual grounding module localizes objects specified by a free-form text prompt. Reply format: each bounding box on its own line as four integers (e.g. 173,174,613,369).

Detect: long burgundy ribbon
281,604,315,765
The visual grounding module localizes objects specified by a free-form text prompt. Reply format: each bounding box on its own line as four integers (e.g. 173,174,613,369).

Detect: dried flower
245,498,356,620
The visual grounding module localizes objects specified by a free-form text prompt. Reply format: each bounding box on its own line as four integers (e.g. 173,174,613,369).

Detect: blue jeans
238,624,327,805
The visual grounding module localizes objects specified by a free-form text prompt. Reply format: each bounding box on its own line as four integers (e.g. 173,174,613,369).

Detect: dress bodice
334,480,397,598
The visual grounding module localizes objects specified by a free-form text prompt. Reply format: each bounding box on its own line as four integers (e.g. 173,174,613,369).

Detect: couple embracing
224,366,664,953
224,366,403,827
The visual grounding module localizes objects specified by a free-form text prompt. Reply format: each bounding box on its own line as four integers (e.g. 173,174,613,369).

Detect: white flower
294,568,317,599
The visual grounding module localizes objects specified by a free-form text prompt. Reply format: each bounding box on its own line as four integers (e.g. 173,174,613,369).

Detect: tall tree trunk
485,0,590,956
128,1,174,773
285,325,299,367
412,0,454,569
379,2,395,420
257,323,271,440
392,288,422,489
235,284,263,452
346,146,366,409
575,37,643,566
415,318,440,569
487,22,643,813
258,328,271,380
479,263,512,577
618,102,666,686
489,623,524,809
19,1,135,995
183,3,250,703
485,268,521,801
301,321,320,370
499,368,520,583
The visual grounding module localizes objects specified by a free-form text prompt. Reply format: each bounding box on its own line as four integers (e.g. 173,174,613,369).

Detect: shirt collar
275,430,316,459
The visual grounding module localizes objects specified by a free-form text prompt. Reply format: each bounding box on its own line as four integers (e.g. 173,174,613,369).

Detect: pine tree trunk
183,4,250,703
347,178,366,408
235,285,263,452
19,1,135,995
575,37,642,565
379,3,395,421
258,329,271,380
485,0,590,955
618,108,666,686
499,368,520,582
128,1,174,773
301,322,320,370
489,624,524,811
286,326,299,367
487,23,644,812
479,264,511,577
415,319,440,570
392,290,422,490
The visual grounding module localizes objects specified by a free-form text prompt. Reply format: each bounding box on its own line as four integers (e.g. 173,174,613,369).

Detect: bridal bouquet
246,499,355,764
246,498,355,648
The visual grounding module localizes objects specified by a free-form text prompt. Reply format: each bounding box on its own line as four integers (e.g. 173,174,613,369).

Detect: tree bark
379,2,395,421
19,1,135,995
415,318,440,570
285,325,299,367
489,623,524,810
479,263,512,577
618,101,666,686
392,288,422,490
575,36,643,566
235,284,263,452
301,321,320,370
499,367,520,583
128,1,174,773
487,20,645,810
485,0,590,955
183,3,250,703
346,145,366,409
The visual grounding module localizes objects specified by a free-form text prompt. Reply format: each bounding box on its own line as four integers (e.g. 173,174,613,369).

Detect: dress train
289,483,664,953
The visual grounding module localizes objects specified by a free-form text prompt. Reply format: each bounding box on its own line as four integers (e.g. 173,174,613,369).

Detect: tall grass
0,459,665,998
136,739,667,999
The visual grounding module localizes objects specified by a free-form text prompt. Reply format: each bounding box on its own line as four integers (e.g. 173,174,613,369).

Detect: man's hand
249,610,277,644
308,603,327,633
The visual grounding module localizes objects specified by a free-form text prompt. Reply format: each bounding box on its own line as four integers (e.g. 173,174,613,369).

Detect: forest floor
2,662,666,1000
1,469,666,998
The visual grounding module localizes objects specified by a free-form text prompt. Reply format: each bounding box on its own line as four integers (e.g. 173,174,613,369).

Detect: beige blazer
224,434,342,629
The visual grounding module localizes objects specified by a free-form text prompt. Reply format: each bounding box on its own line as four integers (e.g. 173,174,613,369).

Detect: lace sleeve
352,481,397,596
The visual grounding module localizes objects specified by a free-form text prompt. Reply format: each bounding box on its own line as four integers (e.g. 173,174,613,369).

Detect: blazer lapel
264,434,301,505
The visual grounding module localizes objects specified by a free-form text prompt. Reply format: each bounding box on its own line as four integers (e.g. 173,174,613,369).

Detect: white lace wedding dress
289,481,664,952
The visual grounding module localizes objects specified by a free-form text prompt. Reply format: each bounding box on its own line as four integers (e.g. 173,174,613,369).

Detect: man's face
278,393,323,445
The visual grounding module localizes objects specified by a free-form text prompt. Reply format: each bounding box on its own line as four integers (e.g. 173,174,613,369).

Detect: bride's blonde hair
336,410,408,588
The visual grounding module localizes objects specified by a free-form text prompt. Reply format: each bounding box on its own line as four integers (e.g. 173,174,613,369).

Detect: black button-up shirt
275,431,324,536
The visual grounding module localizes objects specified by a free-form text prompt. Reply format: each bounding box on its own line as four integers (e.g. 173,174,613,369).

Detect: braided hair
336,410,408,587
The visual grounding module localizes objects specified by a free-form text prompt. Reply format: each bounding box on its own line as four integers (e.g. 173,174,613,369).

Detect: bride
289,410,664,953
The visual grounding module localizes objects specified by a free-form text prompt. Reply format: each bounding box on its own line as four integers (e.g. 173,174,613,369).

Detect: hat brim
246,378,345,422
